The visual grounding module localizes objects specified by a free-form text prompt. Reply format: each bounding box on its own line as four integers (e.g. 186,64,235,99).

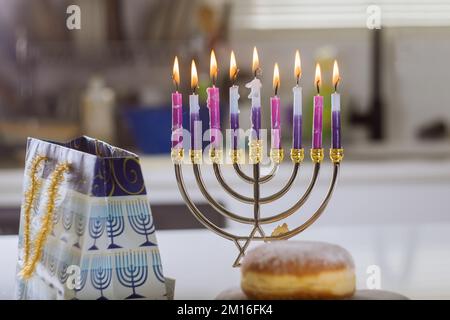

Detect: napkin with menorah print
15,136,168,300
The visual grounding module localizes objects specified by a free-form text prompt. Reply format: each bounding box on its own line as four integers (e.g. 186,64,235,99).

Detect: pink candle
207,86,220,149
271,63,281,149
171,92,183,149
312,63,323,149
171,56,183,149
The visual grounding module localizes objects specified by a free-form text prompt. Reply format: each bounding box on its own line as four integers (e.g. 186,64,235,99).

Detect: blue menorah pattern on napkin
31,195,166,299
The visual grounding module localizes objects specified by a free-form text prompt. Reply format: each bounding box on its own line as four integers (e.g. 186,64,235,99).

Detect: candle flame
191,60,198,93
210,50,218,84
314,63,322,94
172,56,180,90
333,60,340,91
273,63,280,95
294,50,301,82
252,46,260,76
230,50,238,83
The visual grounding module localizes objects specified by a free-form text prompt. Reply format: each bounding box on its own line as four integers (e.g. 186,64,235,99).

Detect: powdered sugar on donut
242,241,354,274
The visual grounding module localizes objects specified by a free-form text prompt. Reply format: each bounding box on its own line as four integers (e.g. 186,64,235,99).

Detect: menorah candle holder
172,142,344,267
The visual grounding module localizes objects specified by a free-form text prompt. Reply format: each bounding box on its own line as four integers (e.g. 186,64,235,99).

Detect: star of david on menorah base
172,141,344,267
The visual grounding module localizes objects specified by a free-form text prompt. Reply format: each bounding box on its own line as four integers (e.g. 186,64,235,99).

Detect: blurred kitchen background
0,0,450,298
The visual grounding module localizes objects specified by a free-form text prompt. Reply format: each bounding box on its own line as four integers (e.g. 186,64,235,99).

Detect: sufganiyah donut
241,241,355,299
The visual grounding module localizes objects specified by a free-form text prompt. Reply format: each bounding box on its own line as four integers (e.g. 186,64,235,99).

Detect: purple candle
171,92,183,149
207,50,221,150
292,89,303,149
207,86,220,149
312,63,323,149
312,95,323,149
245,77,262,139
332,106,341,149
230,112,239,149
229,51,240,150
292,50,303,149
271,63,281,149
271,96,281,149
332,60,342,149
189,96,201,150
293,113,302,149
251,105,261,139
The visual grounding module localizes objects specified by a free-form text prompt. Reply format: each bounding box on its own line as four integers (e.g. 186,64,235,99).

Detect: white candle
293,86,302,116
245,77,262,109
189,94,201,150
230,86,240,114
189,94,200,113
190,60,201,150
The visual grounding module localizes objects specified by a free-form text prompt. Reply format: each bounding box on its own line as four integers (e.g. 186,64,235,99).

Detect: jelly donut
241,241,355,299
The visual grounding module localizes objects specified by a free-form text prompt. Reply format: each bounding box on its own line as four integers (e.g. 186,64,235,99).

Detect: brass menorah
171,143,344,267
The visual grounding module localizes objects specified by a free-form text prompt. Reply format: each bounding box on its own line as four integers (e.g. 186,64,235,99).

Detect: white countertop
2,223,450,300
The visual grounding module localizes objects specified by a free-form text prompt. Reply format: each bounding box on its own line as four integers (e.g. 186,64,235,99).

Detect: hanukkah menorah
172,142,344,267
170,50,344,267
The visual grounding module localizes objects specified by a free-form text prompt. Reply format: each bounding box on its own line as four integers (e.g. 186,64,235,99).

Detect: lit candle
207,50,220,150
190,60,201,150
292,50,302,149
312,63,323,149
229,51,240,150
271,63,281,150
171,56,183,149
245,47,262,139
331,60,342,149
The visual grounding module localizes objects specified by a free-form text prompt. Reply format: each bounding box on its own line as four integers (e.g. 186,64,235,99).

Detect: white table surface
2,223,450,300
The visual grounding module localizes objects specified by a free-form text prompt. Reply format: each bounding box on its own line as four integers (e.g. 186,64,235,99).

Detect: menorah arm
174,164,240,241
259,163,300,204
257,162,320,223
213,163,253,203
239,163,339,241
211,161,320,224
272,163,340,240
232,162,279,184
232,163,254,183
259,162,279,183
192,164,255,223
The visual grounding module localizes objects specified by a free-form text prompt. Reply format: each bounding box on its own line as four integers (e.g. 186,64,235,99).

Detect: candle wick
334,77,340,93
316,80,320,95
254,67,260,78
274,84,278,96
232,68,239,86
172,76,178,92
296,77,299,86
